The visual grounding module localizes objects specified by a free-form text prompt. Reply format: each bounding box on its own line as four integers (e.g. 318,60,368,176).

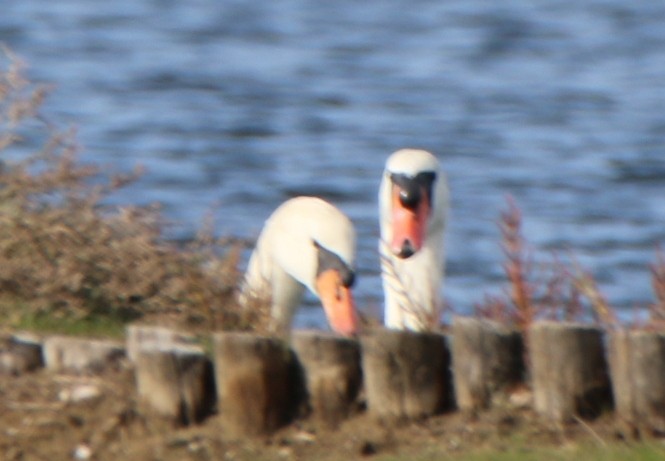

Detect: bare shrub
475,196,615,331
498,197,534,332
0,51,256,334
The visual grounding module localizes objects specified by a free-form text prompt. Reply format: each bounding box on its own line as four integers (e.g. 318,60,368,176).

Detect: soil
0,362,645,461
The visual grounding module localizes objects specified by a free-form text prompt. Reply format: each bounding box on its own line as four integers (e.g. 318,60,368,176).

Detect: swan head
268,197,359,336
380,149,446,259
312,240,358,336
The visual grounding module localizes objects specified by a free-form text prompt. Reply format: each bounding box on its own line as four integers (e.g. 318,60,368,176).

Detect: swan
379,149,449,331
239,196,359,337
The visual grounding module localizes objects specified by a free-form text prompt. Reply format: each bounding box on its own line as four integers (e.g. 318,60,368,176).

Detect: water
2,0,665,327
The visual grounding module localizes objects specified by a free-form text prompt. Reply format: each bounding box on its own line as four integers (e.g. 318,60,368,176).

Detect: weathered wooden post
608,329,665,435
126,324,198,364
360,328,451,421
213,332,297,436
291,330,362,428
451,316,525,411
42,335,125,373
529,320,612,422
134,342,215,426
0,332,43,375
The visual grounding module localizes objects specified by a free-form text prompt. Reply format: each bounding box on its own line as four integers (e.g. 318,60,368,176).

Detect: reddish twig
499,196,534,333
649,247,665,328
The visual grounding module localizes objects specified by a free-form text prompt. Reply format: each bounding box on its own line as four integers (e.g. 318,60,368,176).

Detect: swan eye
399,184,421,210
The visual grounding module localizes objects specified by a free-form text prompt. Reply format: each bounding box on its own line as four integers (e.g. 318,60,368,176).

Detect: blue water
2,1,665,327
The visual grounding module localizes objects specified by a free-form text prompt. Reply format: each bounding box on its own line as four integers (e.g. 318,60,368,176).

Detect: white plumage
379,149,449,331
239,196,358,336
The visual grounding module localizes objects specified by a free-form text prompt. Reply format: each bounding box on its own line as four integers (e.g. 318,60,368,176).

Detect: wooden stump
42,335,125,373
451,316,525,411
529,321,612,422
0,333,43,375
609,329,665,435
135,343,215,426
213,332,297,436
360,328,451,421
126,324,198,363
291,330,362,428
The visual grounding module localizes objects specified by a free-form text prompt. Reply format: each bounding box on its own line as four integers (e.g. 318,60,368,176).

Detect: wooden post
360,328,451,421
212,332,297,436
126,324,198,364
0,333,43,375
451,316,525,411
529,321,612,422
608,329,665,435
134,343,215,426
291,330,362,428
42,335,125,373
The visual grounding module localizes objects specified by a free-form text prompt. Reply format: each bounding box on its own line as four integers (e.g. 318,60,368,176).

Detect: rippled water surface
2,1,665,326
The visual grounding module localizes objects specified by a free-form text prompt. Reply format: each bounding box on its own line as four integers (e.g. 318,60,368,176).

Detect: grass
459,443,665,461
373,441,665,461
12,311,128,339
648,248,665,328
475,196,588,329
473,194,651,332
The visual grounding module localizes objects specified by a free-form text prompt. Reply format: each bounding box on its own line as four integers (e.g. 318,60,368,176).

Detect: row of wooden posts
3,317,664,436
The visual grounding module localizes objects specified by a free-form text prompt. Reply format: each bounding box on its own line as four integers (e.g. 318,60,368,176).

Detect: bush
0,51,255,334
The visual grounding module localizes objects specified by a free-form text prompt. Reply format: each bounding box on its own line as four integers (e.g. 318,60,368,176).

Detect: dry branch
0,51,250,332
500,197,534,333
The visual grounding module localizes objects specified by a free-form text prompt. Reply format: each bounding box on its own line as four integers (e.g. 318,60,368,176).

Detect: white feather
239,196,356,334
379,149,449,331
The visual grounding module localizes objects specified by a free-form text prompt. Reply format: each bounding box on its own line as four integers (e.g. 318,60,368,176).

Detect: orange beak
315,269,359,336
390,185,430,258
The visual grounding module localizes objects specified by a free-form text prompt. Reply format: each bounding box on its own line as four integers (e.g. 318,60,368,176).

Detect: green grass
14,312,127,339
374,442,665,461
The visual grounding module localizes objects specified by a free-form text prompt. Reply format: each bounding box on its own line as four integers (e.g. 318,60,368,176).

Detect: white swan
239,196,359,337
379,149,449,331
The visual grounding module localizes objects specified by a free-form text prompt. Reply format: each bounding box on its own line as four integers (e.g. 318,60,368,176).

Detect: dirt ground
0,360,656,461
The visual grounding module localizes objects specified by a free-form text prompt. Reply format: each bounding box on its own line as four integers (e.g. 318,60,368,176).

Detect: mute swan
379,149,449,331
239,196,359,336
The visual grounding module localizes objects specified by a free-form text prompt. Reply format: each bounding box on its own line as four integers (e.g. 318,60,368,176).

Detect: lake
2,0,665,327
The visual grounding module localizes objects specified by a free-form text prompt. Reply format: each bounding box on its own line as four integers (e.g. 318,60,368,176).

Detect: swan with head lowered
379,149,449,331
239,196,359,337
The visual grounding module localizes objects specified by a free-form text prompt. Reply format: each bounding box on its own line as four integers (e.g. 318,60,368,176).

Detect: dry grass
475,195,665,334
0,51,262,336
378,239,442,331
498,197,534,333
475,196,620,332
647,247,665,329
570,260,617,328
4,367,664,461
